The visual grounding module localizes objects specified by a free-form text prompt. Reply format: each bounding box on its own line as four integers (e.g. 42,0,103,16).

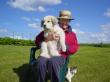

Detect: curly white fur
40,16,66,58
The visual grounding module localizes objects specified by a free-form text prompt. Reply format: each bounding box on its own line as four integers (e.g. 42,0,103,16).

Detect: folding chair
29,46,70,82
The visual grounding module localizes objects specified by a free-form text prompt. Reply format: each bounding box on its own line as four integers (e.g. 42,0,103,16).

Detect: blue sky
0,0,110,43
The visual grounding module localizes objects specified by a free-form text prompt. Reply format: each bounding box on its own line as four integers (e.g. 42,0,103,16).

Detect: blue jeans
36,56,66,82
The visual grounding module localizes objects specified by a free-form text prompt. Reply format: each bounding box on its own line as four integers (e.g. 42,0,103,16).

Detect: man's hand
52,33,60,41
45,32,60,42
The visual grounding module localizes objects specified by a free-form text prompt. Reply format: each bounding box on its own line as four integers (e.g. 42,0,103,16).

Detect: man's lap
37,56,66,68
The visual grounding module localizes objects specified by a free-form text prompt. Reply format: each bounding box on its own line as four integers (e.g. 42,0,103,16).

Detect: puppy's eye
47,21,50,23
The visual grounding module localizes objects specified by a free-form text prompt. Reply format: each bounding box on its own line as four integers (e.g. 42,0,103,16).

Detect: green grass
0,45,110,82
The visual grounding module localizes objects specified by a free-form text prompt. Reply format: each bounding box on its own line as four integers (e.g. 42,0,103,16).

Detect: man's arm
67,32,79,55
35,31,44,48
60,32,79,56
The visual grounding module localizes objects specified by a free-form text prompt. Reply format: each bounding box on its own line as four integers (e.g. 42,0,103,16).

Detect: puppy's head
41,16,58,30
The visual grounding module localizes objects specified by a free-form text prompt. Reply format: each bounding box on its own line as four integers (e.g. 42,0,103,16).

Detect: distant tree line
80,43,110,47
0,37,35,46
0,37,110,47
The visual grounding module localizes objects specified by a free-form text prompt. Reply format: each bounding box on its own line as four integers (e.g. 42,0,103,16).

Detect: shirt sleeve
60,32,79,56
66,32,79,55
35,31,44,47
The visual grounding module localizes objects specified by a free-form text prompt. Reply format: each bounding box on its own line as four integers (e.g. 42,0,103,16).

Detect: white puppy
40,16,66,58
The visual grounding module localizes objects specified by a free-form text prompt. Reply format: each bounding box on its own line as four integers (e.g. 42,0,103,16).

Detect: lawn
0,45,110,82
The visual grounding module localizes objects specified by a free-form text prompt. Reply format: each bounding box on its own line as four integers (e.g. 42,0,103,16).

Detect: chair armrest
29,46,39,65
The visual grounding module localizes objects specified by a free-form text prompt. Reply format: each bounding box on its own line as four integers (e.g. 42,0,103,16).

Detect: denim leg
36,56,48,82
47,56,66,82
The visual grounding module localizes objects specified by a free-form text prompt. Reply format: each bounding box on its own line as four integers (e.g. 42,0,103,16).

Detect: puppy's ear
51,16,58,25
41,20,44,27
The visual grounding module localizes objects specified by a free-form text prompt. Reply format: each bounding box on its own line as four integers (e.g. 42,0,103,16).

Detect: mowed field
0,45,110,82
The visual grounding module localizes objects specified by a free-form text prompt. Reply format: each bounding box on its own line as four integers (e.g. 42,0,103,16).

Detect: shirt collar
65,25,72,33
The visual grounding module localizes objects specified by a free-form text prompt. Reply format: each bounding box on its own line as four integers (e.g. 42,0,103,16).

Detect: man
35,10,79,82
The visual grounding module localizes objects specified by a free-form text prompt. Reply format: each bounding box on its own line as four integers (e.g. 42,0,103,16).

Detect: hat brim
57,17,74,20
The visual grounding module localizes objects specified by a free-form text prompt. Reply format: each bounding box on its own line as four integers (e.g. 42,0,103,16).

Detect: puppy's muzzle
43,24,46,29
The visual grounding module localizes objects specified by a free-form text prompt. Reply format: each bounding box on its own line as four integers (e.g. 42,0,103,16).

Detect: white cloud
21,16,41,31
100,23,110,34
100,23,110,42
86,30,109,43
104,8,110,17
8,0,62,12
72,28,85,35
34,18,40,22
72,23,110,43
22,17,31,22
88,32,107,43
38,0,61,5
38,6,46,12
22,16,40,22
0,28,7,32
78,31,110,43
72,23,85,35
28,22,41,29
72,28,77,33
75,23,80,27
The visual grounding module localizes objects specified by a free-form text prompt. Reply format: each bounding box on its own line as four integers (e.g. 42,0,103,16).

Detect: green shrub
0,37,34,46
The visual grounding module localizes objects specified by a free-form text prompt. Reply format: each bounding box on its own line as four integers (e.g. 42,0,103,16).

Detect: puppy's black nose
43,25,46,28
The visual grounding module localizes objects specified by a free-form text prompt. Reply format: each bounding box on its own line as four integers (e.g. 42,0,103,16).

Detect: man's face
59,18,70,30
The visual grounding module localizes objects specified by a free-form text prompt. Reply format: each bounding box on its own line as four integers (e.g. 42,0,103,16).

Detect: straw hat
57,10,74,20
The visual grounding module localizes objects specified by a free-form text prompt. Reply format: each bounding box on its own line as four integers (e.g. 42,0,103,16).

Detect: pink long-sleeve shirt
35,26,79,58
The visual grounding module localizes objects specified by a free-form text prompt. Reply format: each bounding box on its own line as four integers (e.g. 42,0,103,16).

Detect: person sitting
35,10,79,82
